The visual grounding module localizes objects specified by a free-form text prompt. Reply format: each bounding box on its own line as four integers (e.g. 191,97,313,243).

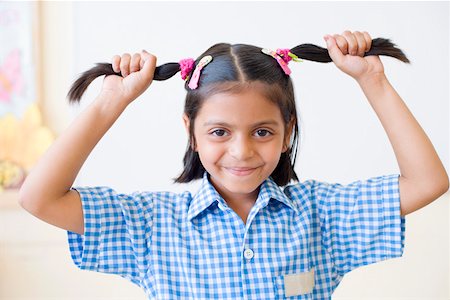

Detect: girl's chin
210,175,263,197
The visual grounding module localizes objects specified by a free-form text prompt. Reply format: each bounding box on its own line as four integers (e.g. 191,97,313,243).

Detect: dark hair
67,38,409,185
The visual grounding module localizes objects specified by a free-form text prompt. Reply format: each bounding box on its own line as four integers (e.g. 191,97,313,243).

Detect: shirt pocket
273,268,315,299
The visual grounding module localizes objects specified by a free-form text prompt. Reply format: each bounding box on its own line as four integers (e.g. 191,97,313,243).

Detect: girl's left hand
324,31,385,82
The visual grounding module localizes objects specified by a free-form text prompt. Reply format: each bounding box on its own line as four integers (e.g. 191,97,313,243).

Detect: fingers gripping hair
67,38,409,103
67,62,180,103
290,38,410,64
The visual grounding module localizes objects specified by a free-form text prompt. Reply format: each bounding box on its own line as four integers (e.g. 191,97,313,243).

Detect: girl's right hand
100,50,157,104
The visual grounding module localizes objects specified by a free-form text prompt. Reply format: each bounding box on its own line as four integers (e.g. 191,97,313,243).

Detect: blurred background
0,1,448,299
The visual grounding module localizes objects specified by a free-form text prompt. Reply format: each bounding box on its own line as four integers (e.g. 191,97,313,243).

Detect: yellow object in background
0,103,54,190
0,160,24,191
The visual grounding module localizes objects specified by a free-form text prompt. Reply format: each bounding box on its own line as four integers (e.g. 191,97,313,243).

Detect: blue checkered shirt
68,173,404,299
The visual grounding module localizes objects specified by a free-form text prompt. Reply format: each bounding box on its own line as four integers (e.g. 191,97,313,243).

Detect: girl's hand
100,50,157,104
324,31,385,82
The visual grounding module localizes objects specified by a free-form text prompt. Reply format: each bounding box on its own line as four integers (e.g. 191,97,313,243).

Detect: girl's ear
282,120,295,153
182,113,190,135
182,113,197,151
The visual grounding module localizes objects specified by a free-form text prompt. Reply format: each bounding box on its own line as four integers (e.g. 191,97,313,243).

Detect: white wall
2,1,447,300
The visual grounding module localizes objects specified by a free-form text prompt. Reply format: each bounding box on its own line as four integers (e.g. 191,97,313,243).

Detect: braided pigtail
290,38,410,63
67,62,181,103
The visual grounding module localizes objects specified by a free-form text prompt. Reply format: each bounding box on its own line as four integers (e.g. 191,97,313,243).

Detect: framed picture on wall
0,2,53,194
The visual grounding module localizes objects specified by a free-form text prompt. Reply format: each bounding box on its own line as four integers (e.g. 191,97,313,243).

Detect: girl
19,31,448,299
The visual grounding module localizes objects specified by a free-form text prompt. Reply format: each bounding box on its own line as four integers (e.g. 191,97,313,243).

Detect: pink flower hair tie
276,48,293,63
261,48,291,75
179,58,195,80
262,48,302,75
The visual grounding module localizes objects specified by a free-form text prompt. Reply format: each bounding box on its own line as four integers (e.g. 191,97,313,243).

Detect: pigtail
290,38,410,63
67,62,180,103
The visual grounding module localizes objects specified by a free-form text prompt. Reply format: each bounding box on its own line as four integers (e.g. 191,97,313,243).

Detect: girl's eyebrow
202,120,281,127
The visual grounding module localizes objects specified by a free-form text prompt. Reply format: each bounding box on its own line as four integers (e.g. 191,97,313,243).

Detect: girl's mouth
225,167,258,176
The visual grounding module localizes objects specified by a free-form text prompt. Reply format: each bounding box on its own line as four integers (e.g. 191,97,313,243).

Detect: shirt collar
256,176,300,214
187,173,224,221
188,173,299,221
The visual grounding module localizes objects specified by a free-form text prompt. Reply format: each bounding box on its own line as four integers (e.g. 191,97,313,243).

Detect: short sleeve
67,186,153,286
316,174,405,275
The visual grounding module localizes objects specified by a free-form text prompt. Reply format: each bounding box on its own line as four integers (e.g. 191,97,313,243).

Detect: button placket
242,216,256,262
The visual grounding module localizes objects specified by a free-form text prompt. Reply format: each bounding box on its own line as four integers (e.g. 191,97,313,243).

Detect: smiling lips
225,167,259,176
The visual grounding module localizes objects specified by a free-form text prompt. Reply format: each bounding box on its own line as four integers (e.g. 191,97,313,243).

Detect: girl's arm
324,31,449,216
19,51,157,234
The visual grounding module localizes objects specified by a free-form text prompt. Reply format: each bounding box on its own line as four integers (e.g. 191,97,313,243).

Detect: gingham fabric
68,173,405,299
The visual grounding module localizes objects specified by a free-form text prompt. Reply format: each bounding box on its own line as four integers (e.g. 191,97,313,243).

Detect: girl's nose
229,136,254,160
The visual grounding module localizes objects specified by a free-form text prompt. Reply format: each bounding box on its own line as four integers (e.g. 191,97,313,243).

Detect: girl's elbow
438,171,449,195
18,184,44,216
18,186,34,213
429,169,449,200
18,184,29,208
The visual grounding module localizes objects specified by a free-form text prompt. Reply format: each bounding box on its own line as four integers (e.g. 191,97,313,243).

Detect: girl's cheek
200,142,224,157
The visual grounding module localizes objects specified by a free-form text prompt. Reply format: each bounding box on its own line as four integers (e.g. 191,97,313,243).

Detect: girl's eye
255,129,271,137
211,129,227,137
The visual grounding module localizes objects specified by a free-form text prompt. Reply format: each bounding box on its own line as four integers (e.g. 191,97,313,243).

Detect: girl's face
185,88,289,202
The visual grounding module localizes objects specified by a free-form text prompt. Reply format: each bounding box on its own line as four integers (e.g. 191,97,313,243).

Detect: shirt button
243,248,254,260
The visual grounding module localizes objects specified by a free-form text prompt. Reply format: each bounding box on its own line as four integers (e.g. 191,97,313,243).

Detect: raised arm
324,31,449,216
19,51,157,234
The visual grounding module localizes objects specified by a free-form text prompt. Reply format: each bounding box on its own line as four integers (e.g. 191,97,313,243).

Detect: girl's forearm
19,93,127,210
357,74,449,215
